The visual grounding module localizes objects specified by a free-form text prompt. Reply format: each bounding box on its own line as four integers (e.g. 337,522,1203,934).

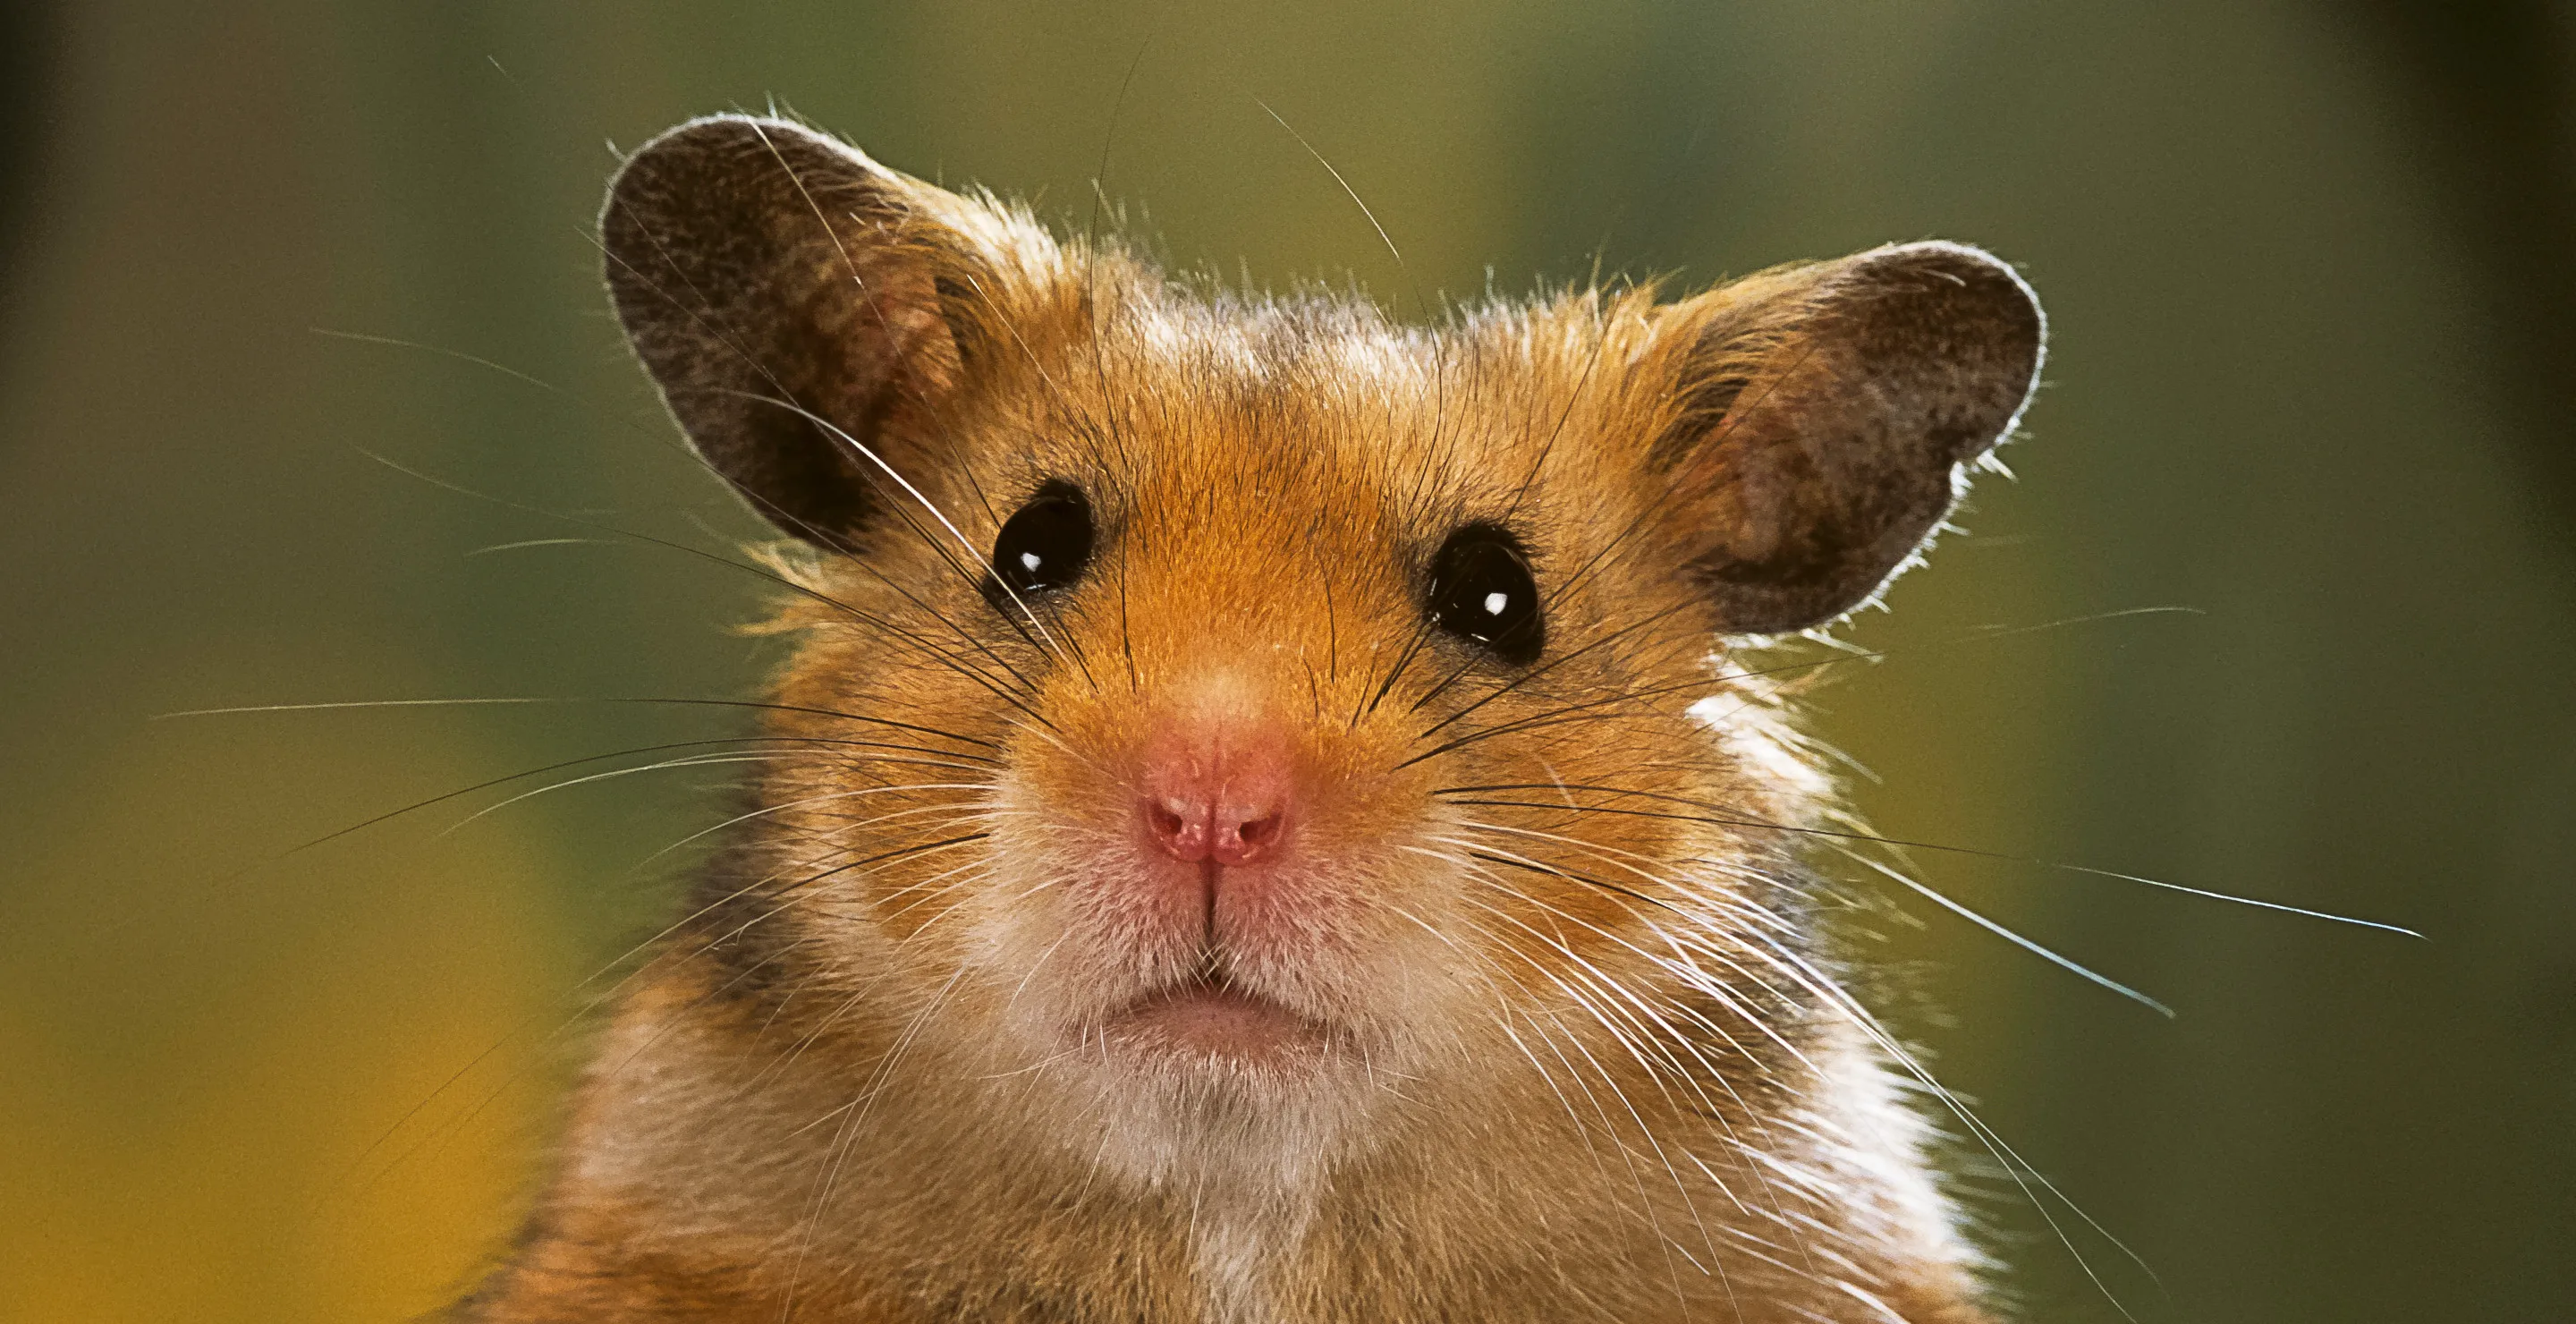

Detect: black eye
986,481,1094,608
1427,524,1543,665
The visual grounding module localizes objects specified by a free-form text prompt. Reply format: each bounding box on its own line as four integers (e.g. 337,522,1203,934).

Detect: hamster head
601,116,2042,1193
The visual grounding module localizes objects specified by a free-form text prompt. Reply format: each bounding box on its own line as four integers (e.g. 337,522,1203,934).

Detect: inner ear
599,115,987,547
1652,242,2045,634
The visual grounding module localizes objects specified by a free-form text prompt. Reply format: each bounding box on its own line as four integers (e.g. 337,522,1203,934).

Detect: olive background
1,4,2569,1320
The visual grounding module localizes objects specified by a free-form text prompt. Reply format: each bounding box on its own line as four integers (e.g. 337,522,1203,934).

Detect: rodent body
453,115,2043,1323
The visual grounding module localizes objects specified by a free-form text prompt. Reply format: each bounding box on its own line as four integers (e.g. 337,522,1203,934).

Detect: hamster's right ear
601,115,994,547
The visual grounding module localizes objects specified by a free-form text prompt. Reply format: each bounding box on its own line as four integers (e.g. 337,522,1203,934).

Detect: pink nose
1139,732,1293,868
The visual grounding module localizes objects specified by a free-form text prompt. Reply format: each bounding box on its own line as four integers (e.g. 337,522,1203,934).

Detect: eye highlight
1427,524,1542,665
986,481,1094,608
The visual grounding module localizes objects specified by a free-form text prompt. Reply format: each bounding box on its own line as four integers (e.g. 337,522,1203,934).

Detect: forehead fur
880,223,1734,642
928,203,1697,466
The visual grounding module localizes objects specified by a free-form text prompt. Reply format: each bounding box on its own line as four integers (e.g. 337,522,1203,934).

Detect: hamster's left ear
1648,242,2044,635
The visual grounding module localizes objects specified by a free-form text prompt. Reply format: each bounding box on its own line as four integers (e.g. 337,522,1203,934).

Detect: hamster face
751,301,1809,1183
599,116,2042,1193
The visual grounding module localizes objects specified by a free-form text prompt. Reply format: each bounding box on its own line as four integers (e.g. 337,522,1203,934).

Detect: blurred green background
2,3,2570,1320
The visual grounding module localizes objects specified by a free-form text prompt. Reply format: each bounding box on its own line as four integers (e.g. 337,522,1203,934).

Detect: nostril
1210,802,1285,865
1148,795,1212,862
1234,811,1281,850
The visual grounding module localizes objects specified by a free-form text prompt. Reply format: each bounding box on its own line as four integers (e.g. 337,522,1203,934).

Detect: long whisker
348,446,1062,726
1436,786,2423,938
1256,99,1428,325
1452,811,2176,1018
314,322,1061,690
153,694,997,749
1848,854,2174,1016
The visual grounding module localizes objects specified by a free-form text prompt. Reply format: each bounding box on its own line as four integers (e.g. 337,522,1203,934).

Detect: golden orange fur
453,115,2042,1323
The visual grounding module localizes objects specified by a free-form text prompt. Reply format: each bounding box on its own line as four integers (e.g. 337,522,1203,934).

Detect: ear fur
1652,242,2045,634
600,115,1001,546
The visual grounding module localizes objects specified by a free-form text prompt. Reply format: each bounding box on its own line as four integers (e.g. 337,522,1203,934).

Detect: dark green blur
0,3,2567,1320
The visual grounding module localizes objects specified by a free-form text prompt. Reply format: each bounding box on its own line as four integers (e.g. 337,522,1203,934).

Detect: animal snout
1136,726,1294,870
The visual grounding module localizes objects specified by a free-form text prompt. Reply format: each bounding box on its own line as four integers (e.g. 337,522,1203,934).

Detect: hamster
449,114,2044,1324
